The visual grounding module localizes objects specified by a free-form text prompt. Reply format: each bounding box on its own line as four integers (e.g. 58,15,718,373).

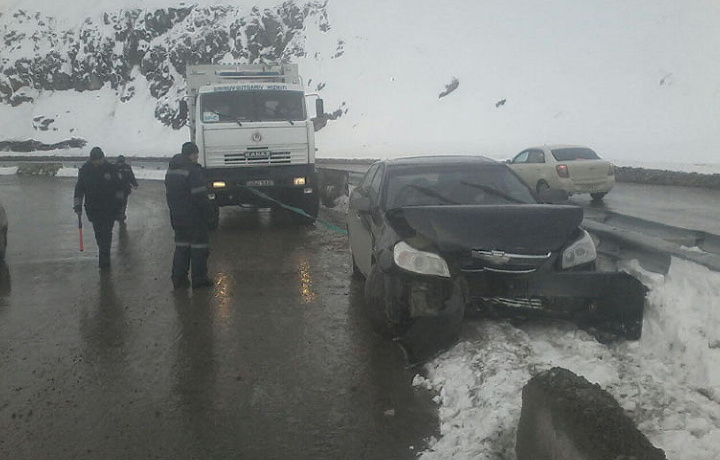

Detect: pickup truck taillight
556,164,569,178
608,164,615,176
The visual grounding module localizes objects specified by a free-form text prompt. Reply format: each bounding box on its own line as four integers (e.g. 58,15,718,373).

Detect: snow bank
416,257,720,460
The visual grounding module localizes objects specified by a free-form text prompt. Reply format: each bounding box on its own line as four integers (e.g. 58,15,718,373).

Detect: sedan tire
590,192,607,201
364,264,410,339
536,181,550,194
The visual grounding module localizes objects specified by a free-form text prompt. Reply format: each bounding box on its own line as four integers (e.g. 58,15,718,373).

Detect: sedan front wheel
364,264,411,339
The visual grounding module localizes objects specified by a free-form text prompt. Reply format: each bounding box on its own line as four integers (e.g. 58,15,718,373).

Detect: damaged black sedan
347,156,645,363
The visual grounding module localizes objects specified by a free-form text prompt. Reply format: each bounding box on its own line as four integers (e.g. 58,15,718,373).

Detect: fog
1,0,718,163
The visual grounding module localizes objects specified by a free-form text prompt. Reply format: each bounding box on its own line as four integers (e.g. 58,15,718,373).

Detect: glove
74,205,82,215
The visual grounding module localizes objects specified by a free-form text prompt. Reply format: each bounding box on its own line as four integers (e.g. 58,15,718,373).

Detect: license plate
246,179,274,187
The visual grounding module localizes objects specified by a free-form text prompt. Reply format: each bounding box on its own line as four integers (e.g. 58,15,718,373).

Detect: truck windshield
200,90,306,123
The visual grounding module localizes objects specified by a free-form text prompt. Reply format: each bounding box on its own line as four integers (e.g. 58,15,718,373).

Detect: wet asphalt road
0,176,437,459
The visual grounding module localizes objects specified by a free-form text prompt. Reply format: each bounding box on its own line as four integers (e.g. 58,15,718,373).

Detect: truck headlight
212,181,226,188
561,229,597,269
293,177,306,186
393,241,450,277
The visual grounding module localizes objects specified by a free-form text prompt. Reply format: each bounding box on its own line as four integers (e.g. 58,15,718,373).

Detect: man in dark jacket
165,142,213,289
116,155,138,224
74,147,124,269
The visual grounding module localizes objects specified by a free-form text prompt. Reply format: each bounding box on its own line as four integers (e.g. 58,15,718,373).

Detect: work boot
172,277,191,289
191,277,214,289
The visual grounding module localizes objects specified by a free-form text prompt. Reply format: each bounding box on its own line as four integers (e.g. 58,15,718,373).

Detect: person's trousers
118,194,129,221
91,217,115,267
172,224,209,282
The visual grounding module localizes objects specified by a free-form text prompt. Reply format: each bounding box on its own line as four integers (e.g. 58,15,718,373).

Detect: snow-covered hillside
1,0,720,164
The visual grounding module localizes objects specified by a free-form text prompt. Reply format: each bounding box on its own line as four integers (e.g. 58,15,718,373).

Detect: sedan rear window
551,148,600,161
384,164,537,209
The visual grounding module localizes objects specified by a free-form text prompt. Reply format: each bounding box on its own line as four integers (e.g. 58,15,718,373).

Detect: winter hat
90,147,105,160
181,142,199,156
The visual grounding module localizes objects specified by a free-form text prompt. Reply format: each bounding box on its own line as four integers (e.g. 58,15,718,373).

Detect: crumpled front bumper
393,269,646,365
465,270,646,339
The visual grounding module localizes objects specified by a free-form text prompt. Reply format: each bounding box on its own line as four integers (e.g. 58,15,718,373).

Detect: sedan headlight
393,241,450,277
561,229,597,269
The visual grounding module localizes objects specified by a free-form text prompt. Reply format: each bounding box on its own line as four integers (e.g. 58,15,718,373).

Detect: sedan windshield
384,164,537,209
200,90,306,123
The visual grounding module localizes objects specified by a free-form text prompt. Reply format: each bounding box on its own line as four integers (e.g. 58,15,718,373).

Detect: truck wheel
290,196,319,225
364,263,411,339
590,192,607,201
208,203,220,230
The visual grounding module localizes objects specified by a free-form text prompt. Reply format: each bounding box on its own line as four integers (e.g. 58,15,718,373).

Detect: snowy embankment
0,165,166,181
414,258,720,460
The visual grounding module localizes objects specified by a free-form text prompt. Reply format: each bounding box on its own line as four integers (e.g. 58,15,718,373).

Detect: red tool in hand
77,213,84,252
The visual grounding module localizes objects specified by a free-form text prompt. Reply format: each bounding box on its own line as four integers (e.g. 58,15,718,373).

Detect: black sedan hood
386,205,583,254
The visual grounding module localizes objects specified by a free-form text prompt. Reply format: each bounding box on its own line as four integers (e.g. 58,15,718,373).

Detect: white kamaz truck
182,63,324,227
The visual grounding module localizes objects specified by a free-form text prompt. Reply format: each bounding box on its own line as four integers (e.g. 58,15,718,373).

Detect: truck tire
590,192,607,201
290,195,319,225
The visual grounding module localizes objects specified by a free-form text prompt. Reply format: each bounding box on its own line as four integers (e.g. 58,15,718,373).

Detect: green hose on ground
237,184,348,235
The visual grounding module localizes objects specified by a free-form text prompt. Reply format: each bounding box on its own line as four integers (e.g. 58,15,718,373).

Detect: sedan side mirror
538,188,569,204
349,189,372,213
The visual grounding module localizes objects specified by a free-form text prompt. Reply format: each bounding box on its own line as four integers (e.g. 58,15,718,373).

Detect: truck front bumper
205,164,318,209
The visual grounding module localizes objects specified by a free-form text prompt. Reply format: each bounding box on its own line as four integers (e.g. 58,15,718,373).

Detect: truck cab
184,64,323,227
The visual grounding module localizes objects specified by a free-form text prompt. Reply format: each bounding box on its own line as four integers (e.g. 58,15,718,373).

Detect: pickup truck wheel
364,263,411,339
590,192,607,201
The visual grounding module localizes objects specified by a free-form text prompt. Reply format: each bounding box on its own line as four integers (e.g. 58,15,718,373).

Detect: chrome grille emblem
472,250,510,265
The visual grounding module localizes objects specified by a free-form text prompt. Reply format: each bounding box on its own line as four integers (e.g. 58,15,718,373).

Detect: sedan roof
382,155,500,168
527,144,593,151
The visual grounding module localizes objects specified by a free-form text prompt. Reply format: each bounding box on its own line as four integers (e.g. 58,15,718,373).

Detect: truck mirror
179,100,188,120
315,99,324,118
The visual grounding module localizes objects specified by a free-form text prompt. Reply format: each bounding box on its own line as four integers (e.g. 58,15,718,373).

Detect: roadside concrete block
516,367,666,460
